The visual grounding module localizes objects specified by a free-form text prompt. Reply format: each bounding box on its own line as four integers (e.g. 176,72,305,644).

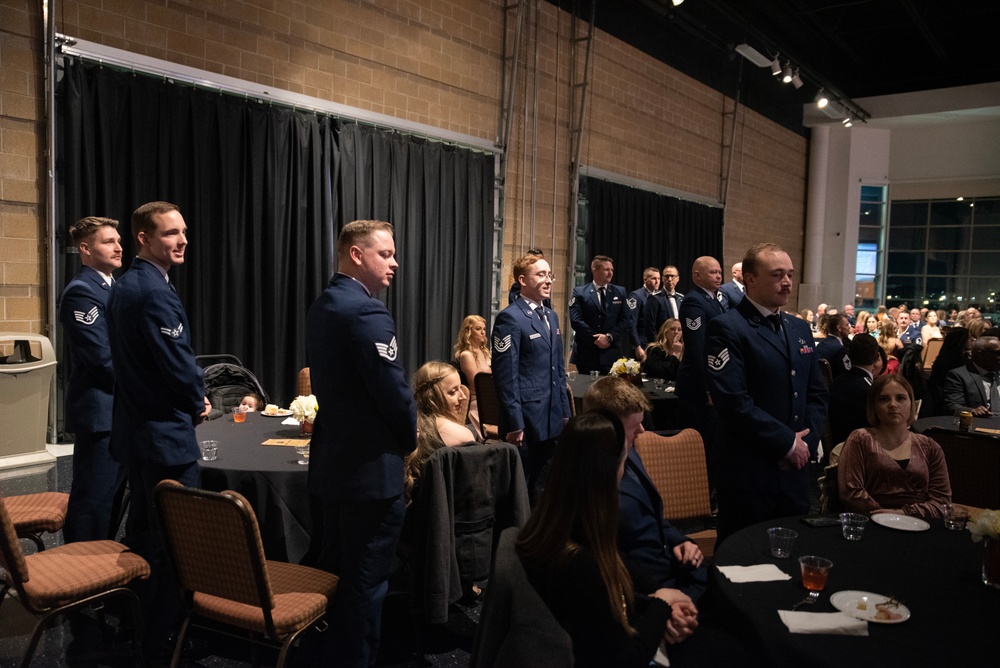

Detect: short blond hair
69,216,118,246
337,220,394,259
582,376,650,418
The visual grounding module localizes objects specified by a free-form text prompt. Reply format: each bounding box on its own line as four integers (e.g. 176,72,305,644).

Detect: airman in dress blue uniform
719,262,745,308
569,255,630,374
627,266,660,357
59,216,126,542
492,255,571,503
305,220,417,667
706,244,828,541
643,265,684,345
107,201,210,649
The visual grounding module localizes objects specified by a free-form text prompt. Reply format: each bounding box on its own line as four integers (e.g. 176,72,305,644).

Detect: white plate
260,409,293,417
830,590,910,624
871,513,930,532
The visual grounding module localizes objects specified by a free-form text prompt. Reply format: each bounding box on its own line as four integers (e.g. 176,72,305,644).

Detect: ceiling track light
672,0,684,6
781,64,793,83
791,70,803,89
770,54,782,76
815,89,829,108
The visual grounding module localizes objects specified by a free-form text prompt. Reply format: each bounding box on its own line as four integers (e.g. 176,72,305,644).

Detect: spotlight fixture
842,116,853,128
781,64,793,84
815,89,829,108
770,55,782,76
672,0,684,6
791,70,803,89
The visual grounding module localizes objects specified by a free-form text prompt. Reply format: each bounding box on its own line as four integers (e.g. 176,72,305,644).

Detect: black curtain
56,57,493,411
580,175,723,294
338,124,494,375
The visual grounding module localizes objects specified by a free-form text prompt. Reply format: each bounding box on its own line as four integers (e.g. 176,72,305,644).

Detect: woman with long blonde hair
403,361,475,501
641,318,683,381
454,315,491,433
878,318,903,373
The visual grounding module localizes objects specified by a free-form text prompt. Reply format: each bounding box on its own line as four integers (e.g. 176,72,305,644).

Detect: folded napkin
281,417,299,426
778,610,868,636
717,564,792,583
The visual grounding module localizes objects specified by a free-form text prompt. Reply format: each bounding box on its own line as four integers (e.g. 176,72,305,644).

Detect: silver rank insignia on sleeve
627,297,637,310
493,334,512,353
159,323,184,338
569,295,576,306
708,348,730,371
685,316,702,330
375,336,398,361
74,307,100,325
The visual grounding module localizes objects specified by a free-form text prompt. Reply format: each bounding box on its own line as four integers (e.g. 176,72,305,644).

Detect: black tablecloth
567,374,682,430
912,415,1000,439
711,515,998,668
196,412,310,563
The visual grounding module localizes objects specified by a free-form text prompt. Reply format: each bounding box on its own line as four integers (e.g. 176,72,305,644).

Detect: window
856,185,887,310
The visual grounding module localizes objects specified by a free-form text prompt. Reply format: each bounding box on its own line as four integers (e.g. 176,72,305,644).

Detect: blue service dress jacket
618,448,707,599
816,335,851,379
719,280,744,308
305,274,417,501
491,297,571,442
675,288,725,404
569,283,630,372
706,299,828,498
107,258,206,466
642,291,683,345
627,287,652,349
59,265,115,433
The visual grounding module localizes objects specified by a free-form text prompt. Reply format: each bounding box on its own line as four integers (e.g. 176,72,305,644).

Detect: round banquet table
196,411,311,563
710,515,998,668
566,374,681,430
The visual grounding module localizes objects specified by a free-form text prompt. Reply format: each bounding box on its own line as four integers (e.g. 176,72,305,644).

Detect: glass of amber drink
798,556,833,591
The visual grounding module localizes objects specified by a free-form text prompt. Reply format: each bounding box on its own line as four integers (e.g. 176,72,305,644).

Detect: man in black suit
569,255,630,374
828,334,882,448
643,265,684,344
59,216,125,543
628,266,660,358
306,220,417,666
706,243,827,540
943,336,1000,417
815,313,852,379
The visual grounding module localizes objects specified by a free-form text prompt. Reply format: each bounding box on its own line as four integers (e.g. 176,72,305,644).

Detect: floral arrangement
968,508,1000,542
610,358,641,377
289,395,318,424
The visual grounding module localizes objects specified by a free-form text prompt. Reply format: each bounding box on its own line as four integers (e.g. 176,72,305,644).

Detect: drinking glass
294,443,310,465
233,405,246,423
798,556,833,591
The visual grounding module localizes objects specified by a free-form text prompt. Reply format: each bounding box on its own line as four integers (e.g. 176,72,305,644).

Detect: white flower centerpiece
610,357,642,385
968,508,1000,588
289,395,318,436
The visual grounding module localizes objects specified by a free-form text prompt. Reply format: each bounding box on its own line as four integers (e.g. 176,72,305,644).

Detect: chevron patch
627,297,637,310
708,348,730,371
685,316,702,331
159,322,183,339
569,295,576,307
493,334,512,354
374,336,398,361
74,307,100,326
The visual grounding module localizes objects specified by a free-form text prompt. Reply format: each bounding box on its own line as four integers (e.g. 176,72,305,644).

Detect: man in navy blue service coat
627,266,661,358
642,265,684,345
492,253,572,503
107,201,211,645
815,313,853,379
706,243,828,541
569,255,630,374
58,216,126,542
719,261,745,308
305,220,417,667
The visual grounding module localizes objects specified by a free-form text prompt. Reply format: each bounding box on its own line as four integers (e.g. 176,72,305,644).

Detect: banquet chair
818,465,843,514
817,358,834,387
296,367,311,397
154,480,338,668
922,337,943,368
634,429,716,560
474,372,502,440
3,491,69,552
0,492,149,668
566,383,577,417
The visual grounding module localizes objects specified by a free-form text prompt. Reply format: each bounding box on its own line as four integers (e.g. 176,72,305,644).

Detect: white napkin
281,417,299,426
716,564,792,583
778,610,869,636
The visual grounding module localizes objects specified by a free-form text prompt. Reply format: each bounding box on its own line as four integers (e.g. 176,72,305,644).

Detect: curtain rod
58,36,498,155
580,166,723,209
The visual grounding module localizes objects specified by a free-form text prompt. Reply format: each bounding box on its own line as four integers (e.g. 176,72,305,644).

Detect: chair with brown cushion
4,491,69,551
474,372,502,440
817,358,834,387
296,367,312,397
634,429,716,560
0,491,149,668
154,480,338,668
922,337,943,369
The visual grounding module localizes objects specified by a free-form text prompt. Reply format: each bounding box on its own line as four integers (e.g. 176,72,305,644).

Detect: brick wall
1,0,807,336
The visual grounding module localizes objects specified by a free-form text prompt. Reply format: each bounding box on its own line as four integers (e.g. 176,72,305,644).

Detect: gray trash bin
0,333,57,459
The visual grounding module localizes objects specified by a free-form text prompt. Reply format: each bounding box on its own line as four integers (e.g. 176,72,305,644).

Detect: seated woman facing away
838,374,951,519
642,318,683,382
516,412,698,668
403,361,476,501
453,314,491,435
